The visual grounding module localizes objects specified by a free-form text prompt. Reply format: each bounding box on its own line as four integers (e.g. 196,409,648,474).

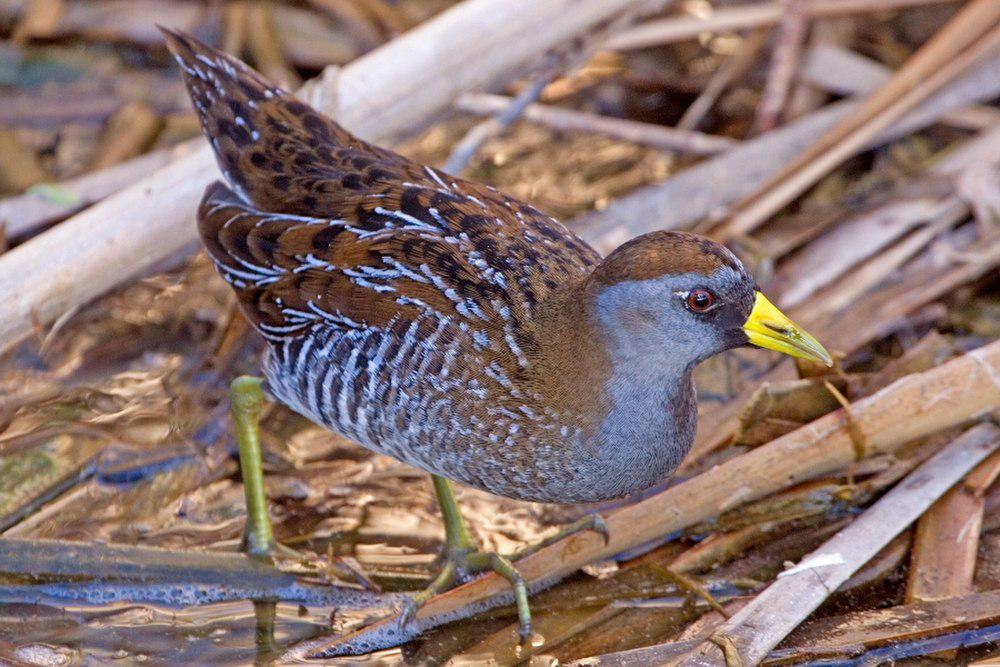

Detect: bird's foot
398,544,532,644
403,476,609,645
509,513,610,561
398,507,608,645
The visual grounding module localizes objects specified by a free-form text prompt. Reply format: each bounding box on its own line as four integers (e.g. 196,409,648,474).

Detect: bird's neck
530,281,697,431
528,282,612,421
530,281,698,496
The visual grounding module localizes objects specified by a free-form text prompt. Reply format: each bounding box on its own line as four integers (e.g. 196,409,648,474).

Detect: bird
162,28,831,645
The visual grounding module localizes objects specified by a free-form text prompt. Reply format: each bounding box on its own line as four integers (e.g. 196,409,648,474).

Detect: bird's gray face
592,264,833,375
593,266,758,372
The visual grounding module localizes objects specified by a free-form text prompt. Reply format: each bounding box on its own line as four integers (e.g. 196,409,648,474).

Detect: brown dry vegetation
0,0,998,664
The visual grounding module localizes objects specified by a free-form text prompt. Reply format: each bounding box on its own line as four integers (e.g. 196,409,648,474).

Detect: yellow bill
743,292,833,366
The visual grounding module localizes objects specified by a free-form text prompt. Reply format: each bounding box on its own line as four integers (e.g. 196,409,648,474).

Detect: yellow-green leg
399,475,610,645
400,474,533,643
432,473,477,556
230,376,276,558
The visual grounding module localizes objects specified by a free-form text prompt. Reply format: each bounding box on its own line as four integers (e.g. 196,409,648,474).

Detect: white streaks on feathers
424,166,451,192
374,206,440,233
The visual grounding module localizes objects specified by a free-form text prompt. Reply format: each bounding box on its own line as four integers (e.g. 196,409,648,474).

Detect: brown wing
166,28,600,357
162,26,412,218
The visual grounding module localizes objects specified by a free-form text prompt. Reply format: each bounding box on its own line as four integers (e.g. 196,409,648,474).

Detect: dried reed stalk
715,1,1000,238
455,93,737,154
671,423,1000,666
906,448,1000,603
605,0,955,51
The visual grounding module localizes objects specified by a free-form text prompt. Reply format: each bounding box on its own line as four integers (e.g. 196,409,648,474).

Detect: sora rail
163,29,831,643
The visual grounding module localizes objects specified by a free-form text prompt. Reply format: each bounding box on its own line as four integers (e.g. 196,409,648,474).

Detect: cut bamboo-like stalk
287,341,1000,658
582,588,1000,666
0,144,182,240
572,50,1000,255
906,448,1000,603
714,1,1000,237
605,0,956,51
670,423,1000,666
455,93,738,155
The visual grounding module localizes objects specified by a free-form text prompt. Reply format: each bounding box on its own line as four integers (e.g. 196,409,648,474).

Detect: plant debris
0,0,998,664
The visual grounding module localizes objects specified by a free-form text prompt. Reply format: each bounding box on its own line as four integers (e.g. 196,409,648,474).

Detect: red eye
686,289,716,312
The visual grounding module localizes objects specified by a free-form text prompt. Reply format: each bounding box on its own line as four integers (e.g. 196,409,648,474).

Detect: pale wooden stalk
671,423,1000,667
455,93,738,155
836,531,913,592
751,1,809,134
716,2,1000,238
572,50,1000,254
800,42,1000,128
0,144,184,240
287,342,1000,658
771,119,1000,309
0,0,650,352
605,0,955,51
906,449,1000,603
802,227,1000,348
583,588,1000,666
676,441,934,573
770,124,1000,308
773,196,967,309
677,28,770,132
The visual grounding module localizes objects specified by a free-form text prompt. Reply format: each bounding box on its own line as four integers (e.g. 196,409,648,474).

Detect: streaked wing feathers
168,27,602,369
199,179,599,355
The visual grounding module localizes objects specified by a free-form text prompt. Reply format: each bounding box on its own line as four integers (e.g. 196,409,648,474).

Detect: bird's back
164,29,612,500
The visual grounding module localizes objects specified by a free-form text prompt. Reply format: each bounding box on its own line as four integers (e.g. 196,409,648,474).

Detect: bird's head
587,231,831,370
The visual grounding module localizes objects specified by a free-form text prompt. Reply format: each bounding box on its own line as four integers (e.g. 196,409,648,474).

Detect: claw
589,514,611,546
398,598,419,632
397,559,457,632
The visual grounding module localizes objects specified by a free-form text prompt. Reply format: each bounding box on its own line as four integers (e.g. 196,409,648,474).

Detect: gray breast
260,315,693,504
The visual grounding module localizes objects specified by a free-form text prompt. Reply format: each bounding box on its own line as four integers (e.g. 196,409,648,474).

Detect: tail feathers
161,27,393,216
